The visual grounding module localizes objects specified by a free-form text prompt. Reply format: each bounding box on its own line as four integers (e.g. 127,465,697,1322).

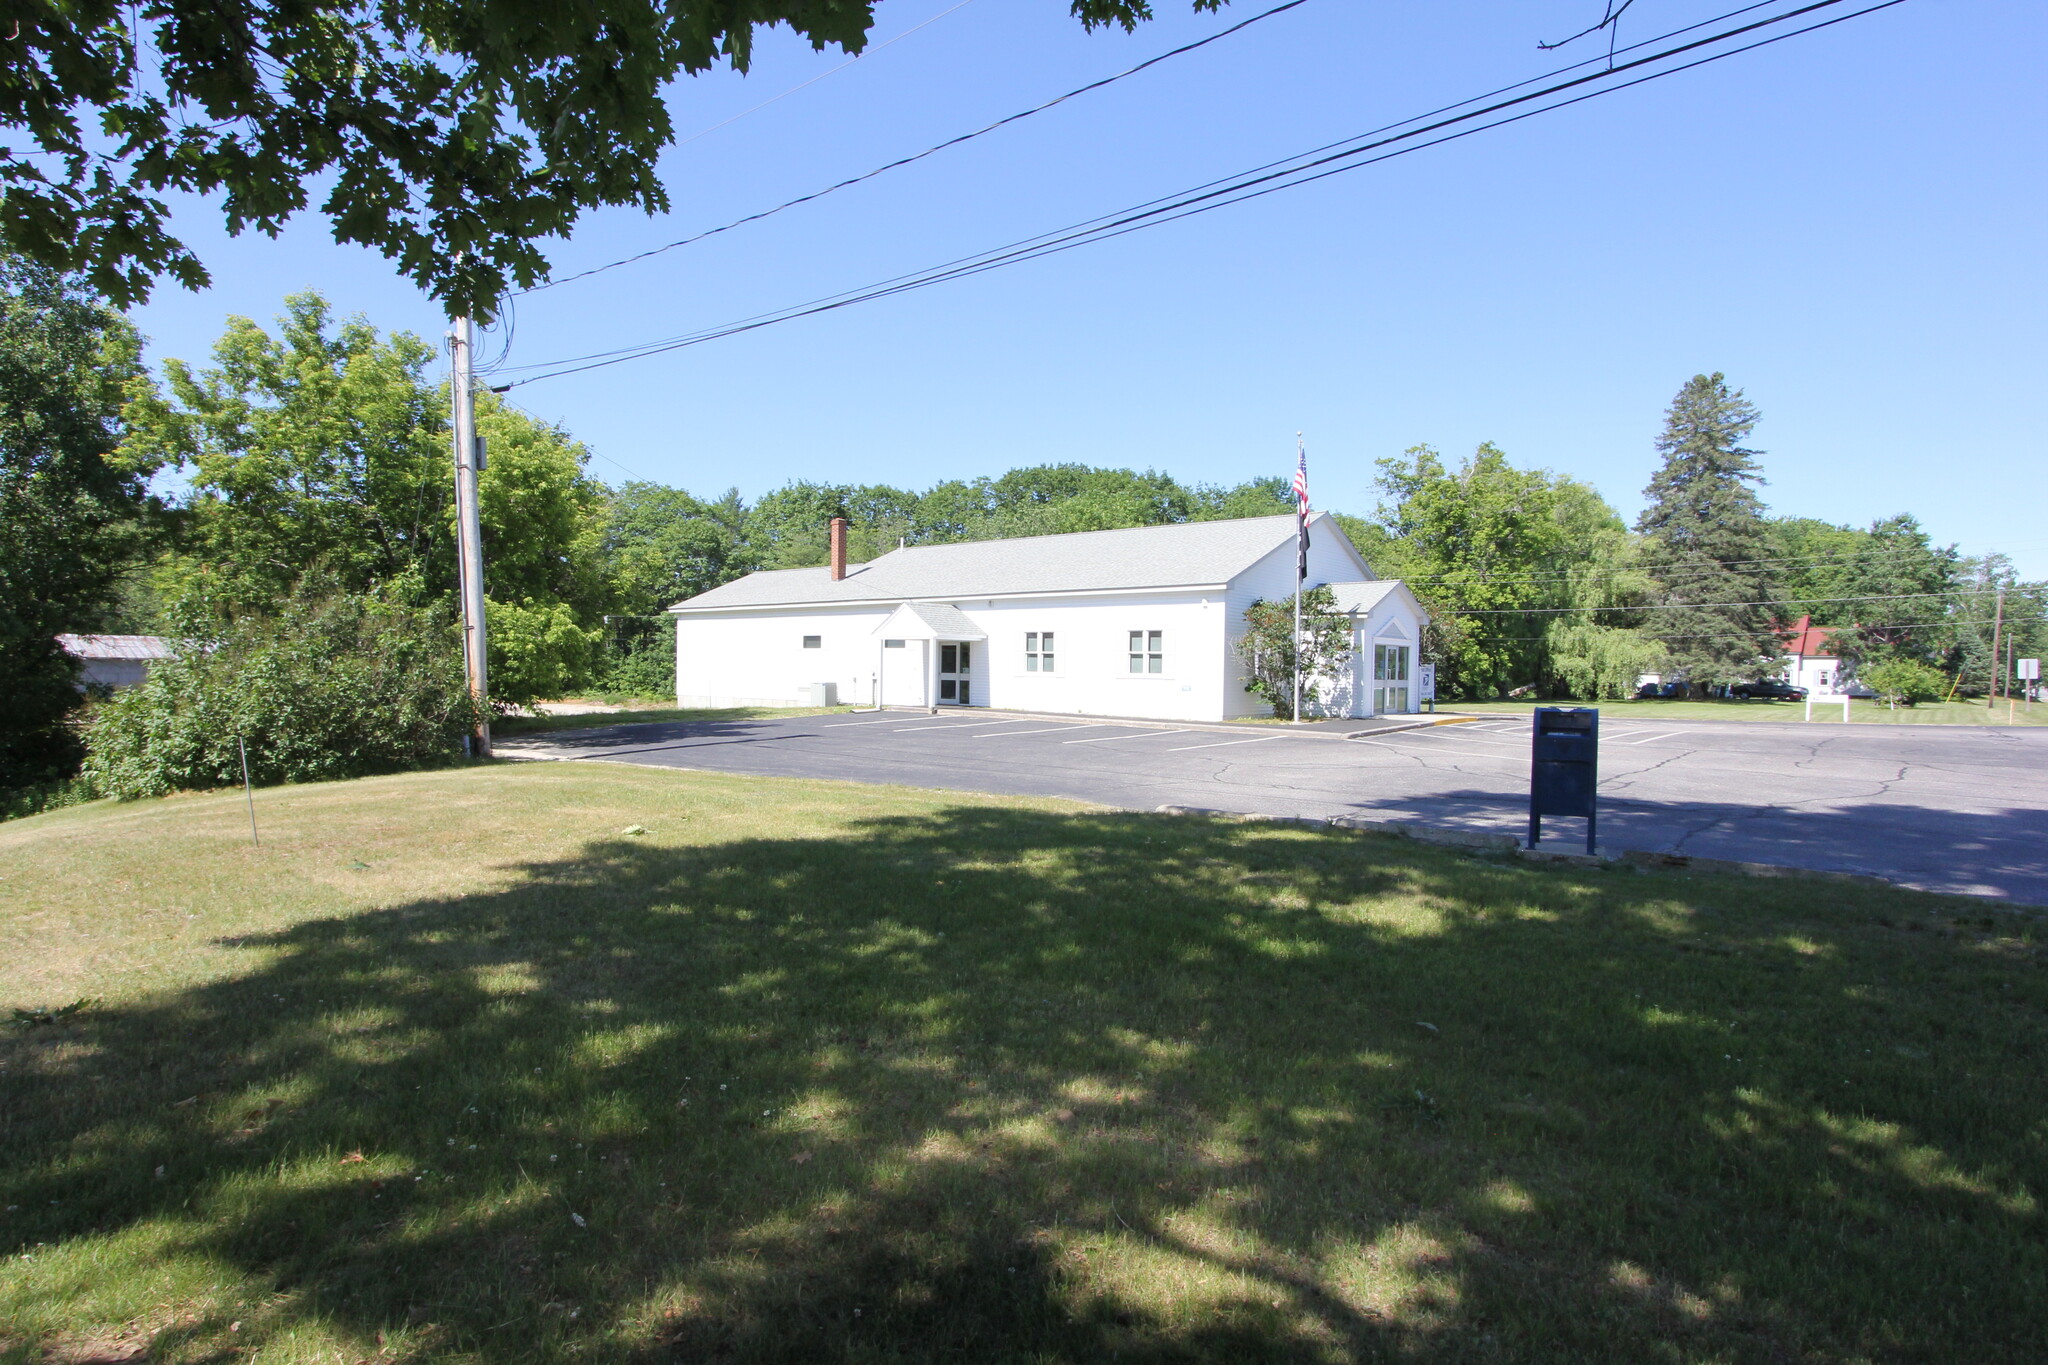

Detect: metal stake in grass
239,737,259,846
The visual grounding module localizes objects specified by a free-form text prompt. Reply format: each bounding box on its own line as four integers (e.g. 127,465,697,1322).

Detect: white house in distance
668,513,1431,722
1779,615,1842,694
56,634,173,690
1777,614,1870,696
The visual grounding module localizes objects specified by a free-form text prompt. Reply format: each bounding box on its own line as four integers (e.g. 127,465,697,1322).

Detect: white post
1292,583,1302,723
238,737,258,846
1805,695,1850,723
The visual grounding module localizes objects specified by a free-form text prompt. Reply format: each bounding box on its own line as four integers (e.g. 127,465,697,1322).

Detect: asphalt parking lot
501,711,2048,903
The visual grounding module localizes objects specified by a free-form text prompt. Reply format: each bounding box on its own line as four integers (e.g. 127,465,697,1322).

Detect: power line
486,389,670,487
501,0,1907,387
493,0,1808,376
669,0,980,150
1437,589,2006,616
1541,0,1641,53
525,0,1793,312
1483,622,1985,642
1386,546,2026,587
523,0,1313,296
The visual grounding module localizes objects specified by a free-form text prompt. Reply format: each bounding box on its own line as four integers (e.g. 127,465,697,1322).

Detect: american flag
1293,439,1310,582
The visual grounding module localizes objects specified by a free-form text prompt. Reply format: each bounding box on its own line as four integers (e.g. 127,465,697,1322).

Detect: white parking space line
891,719,1033,732
1621,730,1688,745
1063,729,1189,745
1164,734,1288,752
974,724,1110,739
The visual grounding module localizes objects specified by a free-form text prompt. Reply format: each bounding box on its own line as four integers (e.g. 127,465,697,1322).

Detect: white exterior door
1373,642,1411,715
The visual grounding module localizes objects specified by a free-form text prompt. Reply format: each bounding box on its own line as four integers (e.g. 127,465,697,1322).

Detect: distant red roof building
1778,615,1842,659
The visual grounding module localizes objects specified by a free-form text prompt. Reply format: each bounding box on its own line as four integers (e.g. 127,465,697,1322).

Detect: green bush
85,590,480,799
485,598,597,707
595,641,675,701
1859,658,1948,707
0,775,100,822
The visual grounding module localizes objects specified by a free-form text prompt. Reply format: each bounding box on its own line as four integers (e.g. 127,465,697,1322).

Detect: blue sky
127,0,2045,575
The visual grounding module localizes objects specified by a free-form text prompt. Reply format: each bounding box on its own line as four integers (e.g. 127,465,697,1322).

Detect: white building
668,514,1430,722
1777,614,1873,697
56,634,173,691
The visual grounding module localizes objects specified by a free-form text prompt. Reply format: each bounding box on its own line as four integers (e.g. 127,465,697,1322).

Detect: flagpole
1293,433,1305,725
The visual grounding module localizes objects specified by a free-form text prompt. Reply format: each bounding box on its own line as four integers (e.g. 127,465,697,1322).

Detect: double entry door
938,642,973,705
1373,643,1411,715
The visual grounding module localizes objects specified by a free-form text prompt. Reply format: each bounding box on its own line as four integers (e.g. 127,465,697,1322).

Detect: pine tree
1636,374,1780,689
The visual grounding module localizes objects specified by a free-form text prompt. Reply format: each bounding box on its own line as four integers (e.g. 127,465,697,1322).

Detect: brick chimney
829,517,849,581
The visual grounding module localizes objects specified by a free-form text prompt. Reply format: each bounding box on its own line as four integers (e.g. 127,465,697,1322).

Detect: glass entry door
1373,643,1410,714
939,642,972,705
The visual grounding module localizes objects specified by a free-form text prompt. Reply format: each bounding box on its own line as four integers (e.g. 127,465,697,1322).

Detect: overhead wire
522,0,1314,296
1379,545,2048,587
500,0,1908,387
1539,0,1641,53
1481,621,1988,642
494,0,1805,374
1436,589,2007,615
668,0,979,151
524,0,1791,315
487,388,670,486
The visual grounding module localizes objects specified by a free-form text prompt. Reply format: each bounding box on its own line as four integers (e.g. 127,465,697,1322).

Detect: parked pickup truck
1731,679,1809,701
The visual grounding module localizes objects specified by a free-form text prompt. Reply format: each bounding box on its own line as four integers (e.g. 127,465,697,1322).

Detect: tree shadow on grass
2,806,2043,1362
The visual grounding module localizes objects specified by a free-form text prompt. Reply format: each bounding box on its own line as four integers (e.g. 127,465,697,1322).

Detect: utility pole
450,315,491,757
2008,632,2017,726
1986,589,2004,714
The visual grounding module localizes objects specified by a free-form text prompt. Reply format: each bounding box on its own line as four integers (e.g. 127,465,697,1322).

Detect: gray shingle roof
1325,581,1403,614
56,633,175,660
673,513,1343,611
874,601,988,639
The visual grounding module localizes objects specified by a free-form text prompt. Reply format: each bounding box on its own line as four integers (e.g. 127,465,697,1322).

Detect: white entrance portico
873,602,989,708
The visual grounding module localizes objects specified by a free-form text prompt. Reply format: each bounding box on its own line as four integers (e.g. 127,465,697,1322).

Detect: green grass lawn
1440,696,2048,725
494,704,851,738
2,766,2041,1363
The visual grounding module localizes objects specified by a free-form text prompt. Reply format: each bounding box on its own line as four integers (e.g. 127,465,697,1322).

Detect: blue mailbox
1529,707,1598,853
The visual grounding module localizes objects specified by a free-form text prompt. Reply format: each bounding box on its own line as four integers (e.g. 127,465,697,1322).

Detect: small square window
883,639,905,649
1025,631,1054,673
1129,629,1163,674
802,635,821,649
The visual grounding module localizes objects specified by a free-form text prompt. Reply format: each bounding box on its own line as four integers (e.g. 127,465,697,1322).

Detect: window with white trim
1025,631,1055,672
1128,629,1163,674
802,635,822,649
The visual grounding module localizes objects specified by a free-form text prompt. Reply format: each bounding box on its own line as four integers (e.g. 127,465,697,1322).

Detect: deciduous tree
601,481,748,616
125,292,607,622
0,254,152,787
1824,514,1960,667
4,1,1229,316
1371,443,1567,699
